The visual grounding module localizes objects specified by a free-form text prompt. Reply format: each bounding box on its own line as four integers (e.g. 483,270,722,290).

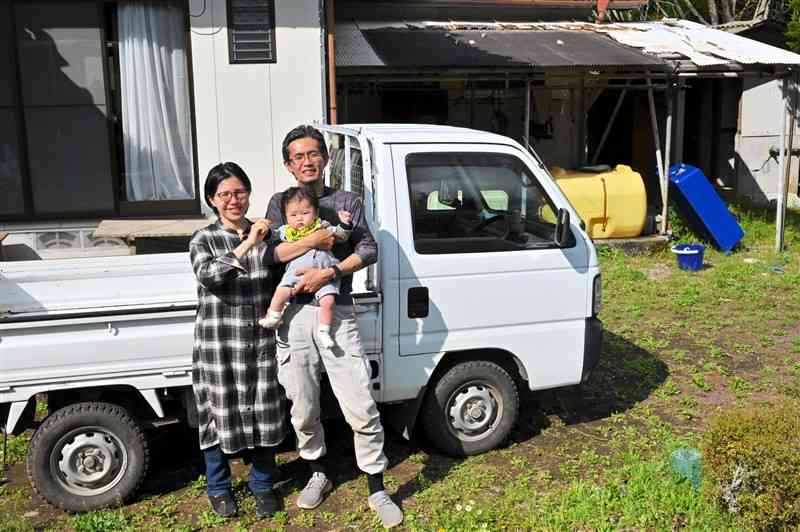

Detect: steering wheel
469,214,509,239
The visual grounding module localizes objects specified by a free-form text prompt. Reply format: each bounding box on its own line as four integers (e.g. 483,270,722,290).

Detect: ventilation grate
228,0,276,64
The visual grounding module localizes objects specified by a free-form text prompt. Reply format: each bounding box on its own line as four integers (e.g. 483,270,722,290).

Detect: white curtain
118,1,194,201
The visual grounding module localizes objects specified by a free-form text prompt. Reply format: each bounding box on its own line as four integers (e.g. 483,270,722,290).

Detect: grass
2,204,799,531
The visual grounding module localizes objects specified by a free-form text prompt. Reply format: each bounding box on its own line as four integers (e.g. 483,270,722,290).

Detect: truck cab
1,124,602,511
328,124,602,455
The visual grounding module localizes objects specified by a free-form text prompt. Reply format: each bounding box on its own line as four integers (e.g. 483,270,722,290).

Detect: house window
0,0,198,222
227,0,277,64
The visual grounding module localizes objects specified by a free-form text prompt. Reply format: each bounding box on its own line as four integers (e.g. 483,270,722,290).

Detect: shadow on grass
511,330,670,444
138,423,204,498
138,331,668,509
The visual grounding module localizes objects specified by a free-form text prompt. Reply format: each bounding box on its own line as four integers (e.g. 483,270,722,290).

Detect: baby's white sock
258,309,284,329
318,324,335,349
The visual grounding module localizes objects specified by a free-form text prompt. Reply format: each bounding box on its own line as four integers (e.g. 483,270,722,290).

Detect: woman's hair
282,125,328,163
204,162,252,214
281,186,319,217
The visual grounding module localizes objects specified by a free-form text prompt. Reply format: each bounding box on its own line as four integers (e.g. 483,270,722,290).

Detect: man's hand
294,267,334,294
302,229,335,251
338,210,352,225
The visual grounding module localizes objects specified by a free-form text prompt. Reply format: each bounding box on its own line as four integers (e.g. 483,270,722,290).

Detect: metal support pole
344,135,352,192
325,0,338,124
524,80,531,150
576,77,586,166
591,82,629,165
662,80,674,235
674,81,686,164
647,78,667,235
469,80,475,128
776,76,790,253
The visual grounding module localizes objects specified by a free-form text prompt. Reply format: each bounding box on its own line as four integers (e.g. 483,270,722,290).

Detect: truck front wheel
421,360,519,457
26,402,149,512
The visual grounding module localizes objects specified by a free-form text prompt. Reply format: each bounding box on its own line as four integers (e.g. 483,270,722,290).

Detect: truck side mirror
554,208,571,247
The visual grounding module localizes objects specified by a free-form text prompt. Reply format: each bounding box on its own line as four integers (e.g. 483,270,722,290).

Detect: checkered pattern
189,219,287,453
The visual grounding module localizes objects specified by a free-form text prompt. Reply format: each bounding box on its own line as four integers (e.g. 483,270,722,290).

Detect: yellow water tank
549,165,647,239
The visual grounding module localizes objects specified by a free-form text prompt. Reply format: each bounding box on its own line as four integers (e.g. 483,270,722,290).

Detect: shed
332,18,800,245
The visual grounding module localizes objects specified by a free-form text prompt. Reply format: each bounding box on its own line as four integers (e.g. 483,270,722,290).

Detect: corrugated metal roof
336,21,385,67
336,26,668,69
599,20,800,66
335,19,800,71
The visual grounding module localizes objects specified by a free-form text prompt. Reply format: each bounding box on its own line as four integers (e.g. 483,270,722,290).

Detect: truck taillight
592,274,602,315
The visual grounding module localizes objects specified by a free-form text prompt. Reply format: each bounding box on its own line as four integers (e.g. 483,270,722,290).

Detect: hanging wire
190,0,207,18
189,0,225,35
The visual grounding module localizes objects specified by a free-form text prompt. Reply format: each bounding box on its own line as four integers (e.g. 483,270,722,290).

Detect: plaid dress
189,219,287,453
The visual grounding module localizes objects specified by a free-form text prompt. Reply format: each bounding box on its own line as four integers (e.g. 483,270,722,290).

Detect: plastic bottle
670,448,702,489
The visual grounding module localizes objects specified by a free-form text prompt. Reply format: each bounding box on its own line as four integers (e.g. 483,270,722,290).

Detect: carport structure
331,19,800,247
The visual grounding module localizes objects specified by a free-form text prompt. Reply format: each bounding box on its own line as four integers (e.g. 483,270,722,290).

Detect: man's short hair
282,125,328,163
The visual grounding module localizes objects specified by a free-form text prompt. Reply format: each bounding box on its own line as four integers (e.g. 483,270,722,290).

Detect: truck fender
138,389,165,418
5,399,34,435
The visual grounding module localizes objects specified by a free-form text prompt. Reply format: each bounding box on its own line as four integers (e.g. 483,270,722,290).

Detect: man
265,125,403,528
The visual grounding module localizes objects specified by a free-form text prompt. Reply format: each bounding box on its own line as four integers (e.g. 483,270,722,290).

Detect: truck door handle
407,287,429,318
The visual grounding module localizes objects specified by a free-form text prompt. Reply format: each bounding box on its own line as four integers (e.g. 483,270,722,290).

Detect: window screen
227,0,276,64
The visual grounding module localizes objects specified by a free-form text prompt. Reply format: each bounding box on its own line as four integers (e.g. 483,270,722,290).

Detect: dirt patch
646,264,672,282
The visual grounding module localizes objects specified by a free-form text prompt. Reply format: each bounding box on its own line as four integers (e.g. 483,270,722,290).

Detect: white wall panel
269,1,326,200
189,0,324,218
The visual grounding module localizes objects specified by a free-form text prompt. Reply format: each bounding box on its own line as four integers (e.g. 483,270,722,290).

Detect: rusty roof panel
342,28,668,69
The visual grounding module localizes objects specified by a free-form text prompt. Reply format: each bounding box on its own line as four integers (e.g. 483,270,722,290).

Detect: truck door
390,144,591,390
319,127,384,399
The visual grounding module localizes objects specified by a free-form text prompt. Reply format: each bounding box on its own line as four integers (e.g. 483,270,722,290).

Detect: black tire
26,402,149,512
421,360,519,457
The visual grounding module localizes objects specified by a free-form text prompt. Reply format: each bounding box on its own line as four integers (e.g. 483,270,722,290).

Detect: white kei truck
0,124,602,512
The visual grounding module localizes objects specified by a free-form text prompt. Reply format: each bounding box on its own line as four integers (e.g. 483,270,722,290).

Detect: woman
189,162,283,518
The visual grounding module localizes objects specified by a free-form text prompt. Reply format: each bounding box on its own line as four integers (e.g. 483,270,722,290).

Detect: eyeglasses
215,189,250,201
290,150,324,164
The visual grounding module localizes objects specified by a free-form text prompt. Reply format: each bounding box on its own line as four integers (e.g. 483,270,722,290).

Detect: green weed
71,510,133,532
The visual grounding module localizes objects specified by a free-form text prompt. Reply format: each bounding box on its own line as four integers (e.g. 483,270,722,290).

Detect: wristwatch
331,265,342,279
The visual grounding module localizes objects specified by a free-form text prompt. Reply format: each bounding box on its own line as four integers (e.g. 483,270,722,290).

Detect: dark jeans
203,445,276,497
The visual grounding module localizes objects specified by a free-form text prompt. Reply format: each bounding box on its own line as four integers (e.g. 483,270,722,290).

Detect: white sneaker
258,310,283,329
296,472,332,509
368,490,403,528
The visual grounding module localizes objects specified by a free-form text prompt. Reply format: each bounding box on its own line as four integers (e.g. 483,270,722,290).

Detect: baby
258,186,352,350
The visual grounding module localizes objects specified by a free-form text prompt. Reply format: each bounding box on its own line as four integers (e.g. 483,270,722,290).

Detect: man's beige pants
276,304,388,475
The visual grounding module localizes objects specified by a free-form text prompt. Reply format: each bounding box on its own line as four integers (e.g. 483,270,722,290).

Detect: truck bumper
581,317,603,382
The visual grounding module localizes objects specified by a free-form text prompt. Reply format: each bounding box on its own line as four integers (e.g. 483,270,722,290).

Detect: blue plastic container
672,243,705,271
669,164,744,252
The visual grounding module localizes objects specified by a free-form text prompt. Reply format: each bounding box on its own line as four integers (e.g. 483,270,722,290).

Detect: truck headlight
592,274,602,316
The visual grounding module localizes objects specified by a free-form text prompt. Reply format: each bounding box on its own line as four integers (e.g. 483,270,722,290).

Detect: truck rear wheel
26,402,149,512
421,360,519,457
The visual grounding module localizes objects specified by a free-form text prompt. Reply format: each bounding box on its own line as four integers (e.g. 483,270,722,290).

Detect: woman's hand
303,228,335,251
246,218,271,246
233,219,270,259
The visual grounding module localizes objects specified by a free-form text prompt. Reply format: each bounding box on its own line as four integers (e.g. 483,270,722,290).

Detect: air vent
227,0,276,64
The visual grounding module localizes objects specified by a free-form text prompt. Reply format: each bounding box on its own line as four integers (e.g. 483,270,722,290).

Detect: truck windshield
406,152,563,255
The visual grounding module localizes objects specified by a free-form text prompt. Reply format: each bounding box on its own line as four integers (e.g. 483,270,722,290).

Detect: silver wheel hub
52,428,127,496
447,383,502,440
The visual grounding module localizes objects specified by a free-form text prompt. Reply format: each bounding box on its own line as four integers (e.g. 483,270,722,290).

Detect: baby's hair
281,186,319,217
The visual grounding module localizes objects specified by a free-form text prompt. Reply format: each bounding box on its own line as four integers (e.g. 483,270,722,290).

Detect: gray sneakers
296,472,333,509
368,490,403,528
